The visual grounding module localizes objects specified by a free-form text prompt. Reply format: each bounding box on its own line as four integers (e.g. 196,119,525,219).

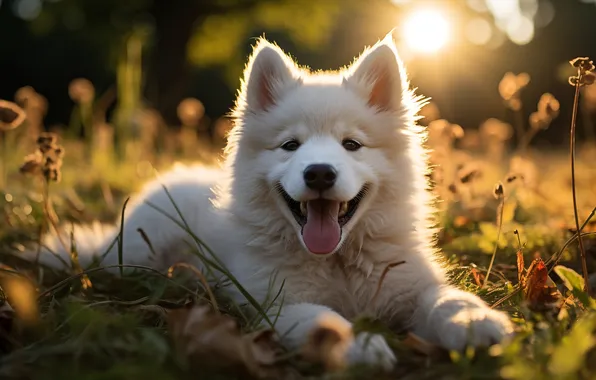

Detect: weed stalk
568,57,595,293
484,182,505,288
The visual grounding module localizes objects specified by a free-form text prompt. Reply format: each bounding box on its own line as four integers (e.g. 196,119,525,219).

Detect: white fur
28,34,513,369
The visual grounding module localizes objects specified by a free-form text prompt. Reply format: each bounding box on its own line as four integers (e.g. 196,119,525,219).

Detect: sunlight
401,9,451,54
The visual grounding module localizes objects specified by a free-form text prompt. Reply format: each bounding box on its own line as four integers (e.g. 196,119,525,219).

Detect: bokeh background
1,0,596,147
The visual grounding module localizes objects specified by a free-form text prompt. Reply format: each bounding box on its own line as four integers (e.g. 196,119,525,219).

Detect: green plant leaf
554,265,595,308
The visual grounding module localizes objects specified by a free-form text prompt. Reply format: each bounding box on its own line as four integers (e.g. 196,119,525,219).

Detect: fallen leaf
168,305,283,379
300,312,353,371
522,257,562,311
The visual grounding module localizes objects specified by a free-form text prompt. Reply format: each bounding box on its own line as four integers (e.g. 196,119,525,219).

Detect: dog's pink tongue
302,199,341,254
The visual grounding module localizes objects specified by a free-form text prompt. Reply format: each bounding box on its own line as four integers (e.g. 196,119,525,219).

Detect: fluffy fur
29,33,513,369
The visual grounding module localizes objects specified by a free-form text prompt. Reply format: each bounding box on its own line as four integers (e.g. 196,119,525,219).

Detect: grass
0,142,595,380
1,66,596,379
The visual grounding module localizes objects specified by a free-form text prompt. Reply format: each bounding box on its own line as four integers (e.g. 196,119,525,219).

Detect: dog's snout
303,164,337,191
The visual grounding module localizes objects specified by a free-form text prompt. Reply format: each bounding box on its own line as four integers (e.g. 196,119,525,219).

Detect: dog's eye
342,139,362,152
280,139,300,151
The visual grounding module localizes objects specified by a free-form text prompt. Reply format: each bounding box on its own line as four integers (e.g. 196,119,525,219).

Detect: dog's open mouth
277,185,367,255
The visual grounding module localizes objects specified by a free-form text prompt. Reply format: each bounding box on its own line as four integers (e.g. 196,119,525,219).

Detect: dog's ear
240,39,300,113
344,33,406,112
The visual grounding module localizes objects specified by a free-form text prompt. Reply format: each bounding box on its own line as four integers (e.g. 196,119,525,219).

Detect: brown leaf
167,305,283,379
516,249,525,285
470,268,485,287
300,312,353,371
522,258,562,311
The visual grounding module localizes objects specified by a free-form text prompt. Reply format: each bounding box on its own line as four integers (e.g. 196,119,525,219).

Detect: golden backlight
401,9,451,54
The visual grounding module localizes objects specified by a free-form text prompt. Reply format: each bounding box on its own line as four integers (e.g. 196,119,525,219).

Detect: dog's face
229,34,419,257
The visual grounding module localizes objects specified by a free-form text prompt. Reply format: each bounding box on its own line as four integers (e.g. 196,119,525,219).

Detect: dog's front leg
411,284,514,351
273,302,396,370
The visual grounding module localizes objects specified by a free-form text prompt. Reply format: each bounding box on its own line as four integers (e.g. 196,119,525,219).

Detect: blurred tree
5,0,596,146
27,0,342,123
148,0,341,122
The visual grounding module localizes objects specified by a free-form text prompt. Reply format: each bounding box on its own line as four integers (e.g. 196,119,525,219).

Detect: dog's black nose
303,164,337,191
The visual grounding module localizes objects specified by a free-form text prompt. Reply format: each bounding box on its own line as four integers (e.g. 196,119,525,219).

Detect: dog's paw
435,306,514,351
345,332,397,371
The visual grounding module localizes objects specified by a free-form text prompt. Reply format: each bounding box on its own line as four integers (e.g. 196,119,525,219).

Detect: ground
1,109,596,380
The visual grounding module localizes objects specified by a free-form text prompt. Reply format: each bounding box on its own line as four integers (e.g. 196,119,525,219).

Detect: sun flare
402,9,451,54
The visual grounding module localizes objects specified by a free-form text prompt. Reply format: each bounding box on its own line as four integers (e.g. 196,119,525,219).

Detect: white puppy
33,33,513,369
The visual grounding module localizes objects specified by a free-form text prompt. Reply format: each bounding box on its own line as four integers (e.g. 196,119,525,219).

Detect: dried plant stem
36,178,67,267
484,196,505,288
569,81,590,293
36,178,51,263
69,226,93,289
41,179,61,239
40,180,67,252
41,179,62,230
40,177,90,288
